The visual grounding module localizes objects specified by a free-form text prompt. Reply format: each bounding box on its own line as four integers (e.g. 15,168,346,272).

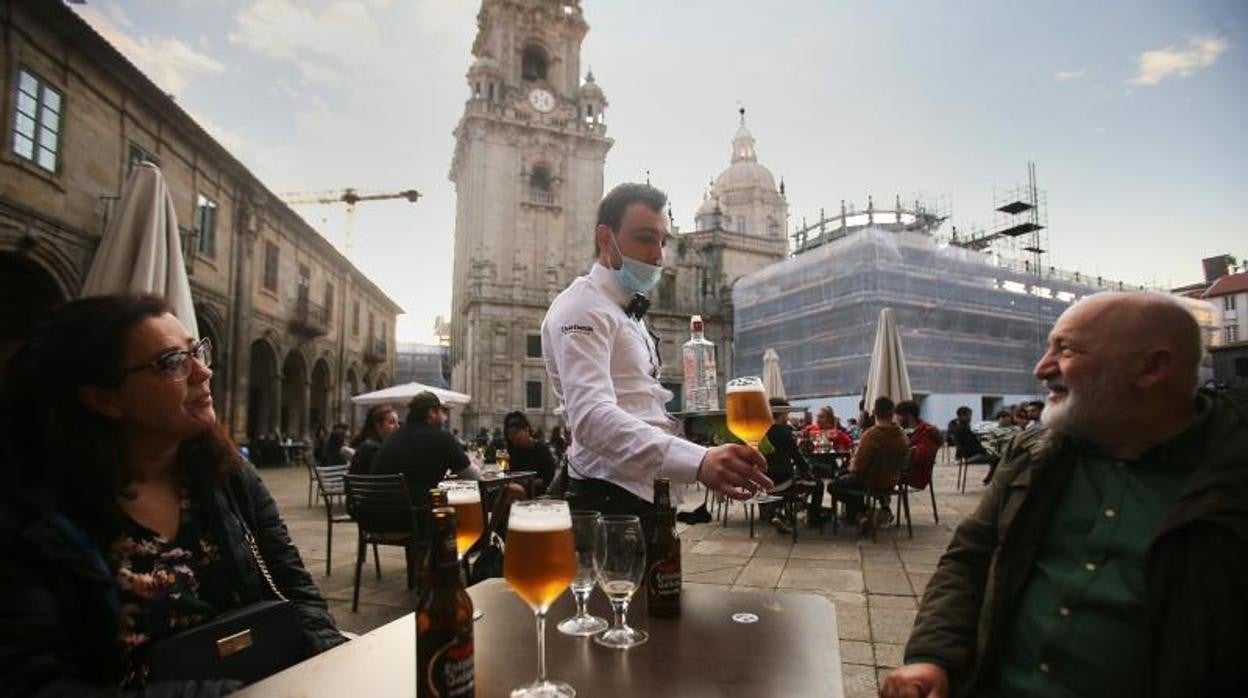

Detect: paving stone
685,566,742,585
778,559,864,593
683,553,750,573
864,568,914,595
825,591,867,606
898,548,946,565
736,557,786,588
753,541,794,558
789,542,861,561
841,662,879,698
868,594,917,610
839,640,874,665
909,573,934,595
835,603,871,641
874,642,905,668
903,563,938,575
869,607,917,644
689,538,759,557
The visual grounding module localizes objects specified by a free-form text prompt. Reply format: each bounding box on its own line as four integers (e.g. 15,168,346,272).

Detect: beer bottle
646,478,682,617
416,507,475,697
414,488,450,590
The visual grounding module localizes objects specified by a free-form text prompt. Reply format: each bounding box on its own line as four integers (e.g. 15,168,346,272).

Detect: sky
72,0,1247,342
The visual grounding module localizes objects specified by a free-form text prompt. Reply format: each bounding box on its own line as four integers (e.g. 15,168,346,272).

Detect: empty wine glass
557,511,608,637
592,515,648,649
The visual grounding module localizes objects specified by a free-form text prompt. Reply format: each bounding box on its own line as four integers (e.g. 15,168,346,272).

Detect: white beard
1042,371,1117,439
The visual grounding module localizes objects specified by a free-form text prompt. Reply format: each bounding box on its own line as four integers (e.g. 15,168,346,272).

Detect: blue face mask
608,233,663,294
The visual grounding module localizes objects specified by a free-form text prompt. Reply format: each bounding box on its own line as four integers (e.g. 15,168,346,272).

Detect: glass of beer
505,499,578,697
592,515,648,649
726,375,772,500
437,480,484,559
557,511,608,636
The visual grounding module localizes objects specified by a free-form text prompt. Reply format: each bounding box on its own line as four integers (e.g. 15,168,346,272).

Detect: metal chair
312,464,351,577
344,473,424,613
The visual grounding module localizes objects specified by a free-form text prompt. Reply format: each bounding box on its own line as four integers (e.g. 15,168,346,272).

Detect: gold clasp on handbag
216,629,254,658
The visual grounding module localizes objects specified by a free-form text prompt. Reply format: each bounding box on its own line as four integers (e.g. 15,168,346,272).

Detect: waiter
541,183,771,526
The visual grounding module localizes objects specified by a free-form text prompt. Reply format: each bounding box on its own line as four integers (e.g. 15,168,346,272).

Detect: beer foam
444,488,480,505
508,503,572,531
726,382,767,393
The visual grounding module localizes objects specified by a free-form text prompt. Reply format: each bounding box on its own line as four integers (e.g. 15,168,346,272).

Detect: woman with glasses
0,294,344,696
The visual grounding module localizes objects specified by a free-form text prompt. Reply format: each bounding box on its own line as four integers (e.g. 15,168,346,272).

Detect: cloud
228,0,386,86
1054,68,1086,81
1129,36,1228,86
72,3,225,98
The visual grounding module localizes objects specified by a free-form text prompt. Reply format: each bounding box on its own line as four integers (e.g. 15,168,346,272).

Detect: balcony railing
291,296,330,337
527,189,555,206
364,337,388,364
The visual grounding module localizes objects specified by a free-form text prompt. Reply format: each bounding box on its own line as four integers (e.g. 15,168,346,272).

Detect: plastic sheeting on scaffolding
732,226,1110,400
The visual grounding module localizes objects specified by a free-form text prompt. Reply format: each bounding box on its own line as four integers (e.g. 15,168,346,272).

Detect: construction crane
278,188,421,254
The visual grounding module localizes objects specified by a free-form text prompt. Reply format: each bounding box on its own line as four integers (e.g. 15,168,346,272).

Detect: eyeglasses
123,337,212,381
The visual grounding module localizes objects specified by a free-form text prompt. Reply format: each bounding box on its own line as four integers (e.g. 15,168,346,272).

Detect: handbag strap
242,526,288,602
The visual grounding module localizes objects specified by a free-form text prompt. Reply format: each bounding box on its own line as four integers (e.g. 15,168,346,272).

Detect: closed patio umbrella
864,307,912,408
81,161,198,337
762,347,786,400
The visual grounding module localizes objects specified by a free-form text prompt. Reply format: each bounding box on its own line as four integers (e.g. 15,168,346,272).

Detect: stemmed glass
592,515,648,649
725,375,773,501
438,480,486,620
557,511,609,636
504,500,578,697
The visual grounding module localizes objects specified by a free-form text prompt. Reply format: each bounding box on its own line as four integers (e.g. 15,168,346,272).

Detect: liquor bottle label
424,635,474,698
647,557,682,598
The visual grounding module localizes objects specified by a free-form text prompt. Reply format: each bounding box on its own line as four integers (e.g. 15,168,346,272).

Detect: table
478,469,538,502
237,579,844,697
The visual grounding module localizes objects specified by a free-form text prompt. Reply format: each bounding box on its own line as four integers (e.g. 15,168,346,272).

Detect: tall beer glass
726,376,772,500
593,515,648,649
438,480,484,558
557,511,608,636
505,500,577,697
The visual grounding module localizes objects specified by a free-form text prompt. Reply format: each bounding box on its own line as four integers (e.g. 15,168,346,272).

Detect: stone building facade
0,1,401,444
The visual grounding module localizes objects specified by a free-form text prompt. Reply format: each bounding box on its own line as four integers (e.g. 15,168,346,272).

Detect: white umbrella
350,381,471,407
864,307,912,408
762,347,786,400
81,162,198,337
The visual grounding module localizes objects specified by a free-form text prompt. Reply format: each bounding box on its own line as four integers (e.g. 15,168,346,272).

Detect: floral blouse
107,488,233,666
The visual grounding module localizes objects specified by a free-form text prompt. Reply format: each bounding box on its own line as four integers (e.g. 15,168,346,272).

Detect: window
368,313,375,341
195,194,217,258
529,165,553,204
1235,357,1248,378
1225,295,1238,311
324,282,335,321
1226,325,1240,343
525,380,543,409
262,241,279,291
352,301,360,336
12,68,62,172
521,46,547,81
297,264,310,301
127,142,159,173
526,334,542,358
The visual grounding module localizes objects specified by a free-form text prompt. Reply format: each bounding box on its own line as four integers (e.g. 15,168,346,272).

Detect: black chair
312,464,351,577
344,474,424,613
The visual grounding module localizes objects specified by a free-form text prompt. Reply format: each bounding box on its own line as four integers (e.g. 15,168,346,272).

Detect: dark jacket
950,419,988,459
509,440,557,494
0,464,343,698
764,424,810,484
905,390,1248,697
348,438,383,476
371,421,470,503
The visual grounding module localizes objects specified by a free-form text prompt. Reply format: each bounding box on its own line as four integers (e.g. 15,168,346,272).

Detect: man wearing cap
372,390,478,504
541,183,772,528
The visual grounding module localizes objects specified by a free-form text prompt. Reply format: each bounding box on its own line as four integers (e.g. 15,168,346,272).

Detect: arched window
522,46,547,82
529,165,553,204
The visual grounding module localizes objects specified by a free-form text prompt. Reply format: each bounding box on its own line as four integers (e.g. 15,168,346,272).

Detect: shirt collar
589,261,633,309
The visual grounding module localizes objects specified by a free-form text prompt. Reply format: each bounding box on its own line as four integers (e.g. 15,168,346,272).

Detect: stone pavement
260,455,990,698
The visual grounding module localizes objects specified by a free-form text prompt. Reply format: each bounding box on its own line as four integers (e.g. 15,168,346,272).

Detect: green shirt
984,446,1194,697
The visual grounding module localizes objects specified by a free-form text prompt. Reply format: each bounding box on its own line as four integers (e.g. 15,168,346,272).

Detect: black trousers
565,477,657,542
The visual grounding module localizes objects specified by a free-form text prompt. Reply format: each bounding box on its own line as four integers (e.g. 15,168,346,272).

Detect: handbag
140,516,309,685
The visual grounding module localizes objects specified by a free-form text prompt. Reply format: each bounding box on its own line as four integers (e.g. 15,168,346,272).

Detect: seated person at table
882,291,1246,698
502,410,556,494
0,295,344,696
320,422,353,465
372,391,479,504
348,404,400,476
761,398,817,533
895,400,942,490
950,406,999,484
828,397,909,529
802,406,854,452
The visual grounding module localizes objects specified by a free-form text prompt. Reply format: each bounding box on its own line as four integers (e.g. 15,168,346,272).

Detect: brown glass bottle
646,478,682,617
416,507,475,697
414,488,450,590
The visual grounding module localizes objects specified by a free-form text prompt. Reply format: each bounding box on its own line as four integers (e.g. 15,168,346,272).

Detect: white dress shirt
541,262,707,503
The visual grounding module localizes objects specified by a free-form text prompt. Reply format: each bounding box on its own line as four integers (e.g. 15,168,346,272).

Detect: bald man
882,292,1248,698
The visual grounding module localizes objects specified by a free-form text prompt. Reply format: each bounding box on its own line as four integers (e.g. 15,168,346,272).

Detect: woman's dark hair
351,404,397,448
0,294,242,536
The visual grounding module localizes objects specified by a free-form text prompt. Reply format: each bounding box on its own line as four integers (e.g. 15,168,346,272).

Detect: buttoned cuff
657,437,708,484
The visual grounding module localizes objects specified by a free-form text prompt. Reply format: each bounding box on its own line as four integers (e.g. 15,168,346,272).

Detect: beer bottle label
423,635,474,698
647,556,681,598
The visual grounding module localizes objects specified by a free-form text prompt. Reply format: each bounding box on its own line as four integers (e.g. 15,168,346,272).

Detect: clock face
528,88,555,113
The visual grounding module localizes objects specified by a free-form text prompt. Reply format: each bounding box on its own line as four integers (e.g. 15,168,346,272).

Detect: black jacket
0,465,343,697
509,440,557,494
371,421,470,503
764,424,810,484
348,438,383,476
906,390,1248,697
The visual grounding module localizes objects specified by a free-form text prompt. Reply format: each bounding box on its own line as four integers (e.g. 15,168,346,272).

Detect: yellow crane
279,188,421,254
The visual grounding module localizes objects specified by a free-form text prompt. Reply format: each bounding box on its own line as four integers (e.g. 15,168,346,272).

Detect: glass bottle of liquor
416,507,475,697
646,479,682,617
681,315,719,412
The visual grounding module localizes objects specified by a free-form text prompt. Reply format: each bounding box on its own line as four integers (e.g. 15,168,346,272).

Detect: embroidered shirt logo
561,324,594,336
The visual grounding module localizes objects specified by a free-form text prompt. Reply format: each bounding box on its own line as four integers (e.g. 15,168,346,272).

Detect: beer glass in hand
726,375,772,500
593,515,648,649
557,511,608,637
504,500,578,697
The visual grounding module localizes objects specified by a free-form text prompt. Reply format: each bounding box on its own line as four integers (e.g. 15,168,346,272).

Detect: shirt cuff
657,437,707,484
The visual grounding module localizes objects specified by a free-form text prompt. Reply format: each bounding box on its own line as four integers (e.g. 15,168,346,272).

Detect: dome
695,192,721,219
714,160,777,193
577,69,604,100
469,54,500,75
